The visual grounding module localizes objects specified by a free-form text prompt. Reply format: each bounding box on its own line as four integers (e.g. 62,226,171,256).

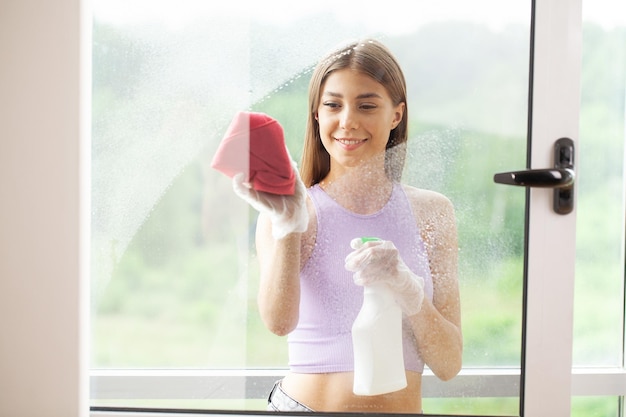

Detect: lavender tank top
287,183,434,373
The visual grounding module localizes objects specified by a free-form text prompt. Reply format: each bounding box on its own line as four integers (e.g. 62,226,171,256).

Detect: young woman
233,39,462,413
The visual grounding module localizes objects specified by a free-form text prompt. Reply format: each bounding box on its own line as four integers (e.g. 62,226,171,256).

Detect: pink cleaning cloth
211,111,296,195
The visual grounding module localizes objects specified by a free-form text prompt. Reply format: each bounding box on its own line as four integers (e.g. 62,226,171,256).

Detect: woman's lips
336,137,366,150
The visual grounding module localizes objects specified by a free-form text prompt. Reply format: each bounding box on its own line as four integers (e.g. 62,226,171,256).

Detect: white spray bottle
351,237,407,396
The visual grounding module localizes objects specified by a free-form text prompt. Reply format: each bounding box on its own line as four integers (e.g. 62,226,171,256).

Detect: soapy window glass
90,0,532,414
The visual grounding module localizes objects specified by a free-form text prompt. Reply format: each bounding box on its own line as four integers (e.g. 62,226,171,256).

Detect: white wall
0,1,88,416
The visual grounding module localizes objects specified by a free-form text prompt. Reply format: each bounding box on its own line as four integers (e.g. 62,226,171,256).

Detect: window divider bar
92,368,523,399
91,367,626,400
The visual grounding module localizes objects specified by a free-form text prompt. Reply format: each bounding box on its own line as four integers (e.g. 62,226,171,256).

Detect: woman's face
316,68,404,174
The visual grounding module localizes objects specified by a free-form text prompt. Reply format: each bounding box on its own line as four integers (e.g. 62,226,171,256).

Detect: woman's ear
391,102,405,129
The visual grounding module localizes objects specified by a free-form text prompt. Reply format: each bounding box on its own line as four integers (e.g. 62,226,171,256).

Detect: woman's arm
255,197,317,336
255,213,302,336
231,163,310,336
406,188,462,381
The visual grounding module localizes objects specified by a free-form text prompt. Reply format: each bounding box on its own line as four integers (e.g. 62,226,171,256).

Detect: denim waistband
267,380,314,412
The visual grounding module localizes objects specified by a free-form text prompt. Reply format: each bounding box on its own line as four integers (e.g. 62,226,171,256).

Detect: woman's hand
345,239,425,316
233,161,308,239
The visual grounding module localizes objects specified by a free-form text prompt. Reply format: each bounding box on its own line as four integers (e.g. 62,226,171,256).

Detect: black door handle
493,168,574,188
494,137,575,214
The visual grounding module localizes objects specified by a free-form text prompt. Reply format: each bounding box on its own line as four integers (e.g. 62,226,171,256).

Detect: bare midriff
280,371,423,413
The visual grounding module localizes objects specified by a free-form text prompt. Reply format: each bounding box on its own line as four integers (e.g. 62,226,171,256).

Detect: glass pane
572,397,621,417
424,398,519,416
90,0,531,414
574,1,626,367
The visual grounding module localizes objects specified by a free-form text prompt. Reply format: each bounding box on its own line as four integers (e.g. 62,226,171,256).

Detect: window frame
4,0,624,415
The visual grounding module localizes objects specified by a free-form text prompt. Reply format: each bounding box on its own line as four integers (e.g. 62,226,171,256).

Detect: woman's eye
323,102,340,109
360,103,377,110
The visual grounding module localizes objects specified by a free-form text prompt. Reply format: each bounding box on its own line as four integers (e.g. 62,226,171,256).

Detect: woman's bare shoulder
401,184,454,213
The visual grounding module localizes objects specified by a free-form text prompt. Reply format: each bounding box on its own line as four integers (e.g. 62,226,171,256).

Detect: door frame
523,0,581,415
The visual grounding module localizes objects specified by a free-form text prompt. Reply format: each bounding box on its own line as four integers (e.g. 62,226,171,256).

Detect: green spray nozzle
360,237,380,243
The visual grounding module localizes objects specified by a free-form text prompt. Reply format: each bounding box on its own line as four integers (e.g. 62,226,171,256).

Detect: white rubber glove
345,238,425,316
232,162,308,240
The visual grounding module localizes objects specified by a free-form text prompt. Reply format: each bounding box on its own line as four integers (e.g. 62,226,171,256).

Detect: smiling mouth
336,138,366,145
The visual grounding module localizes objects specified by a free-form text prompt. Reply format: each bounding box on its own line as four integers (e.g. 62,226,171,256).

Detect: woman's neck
320,159,393,215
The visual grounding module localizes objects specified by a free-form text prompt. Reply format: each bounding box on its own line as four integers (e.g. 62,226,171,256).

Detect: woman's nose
339,107,358,130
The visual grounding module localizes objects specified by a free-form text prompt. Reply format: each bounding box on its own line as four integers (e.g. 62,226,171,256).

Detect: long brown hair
300,39,409,187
